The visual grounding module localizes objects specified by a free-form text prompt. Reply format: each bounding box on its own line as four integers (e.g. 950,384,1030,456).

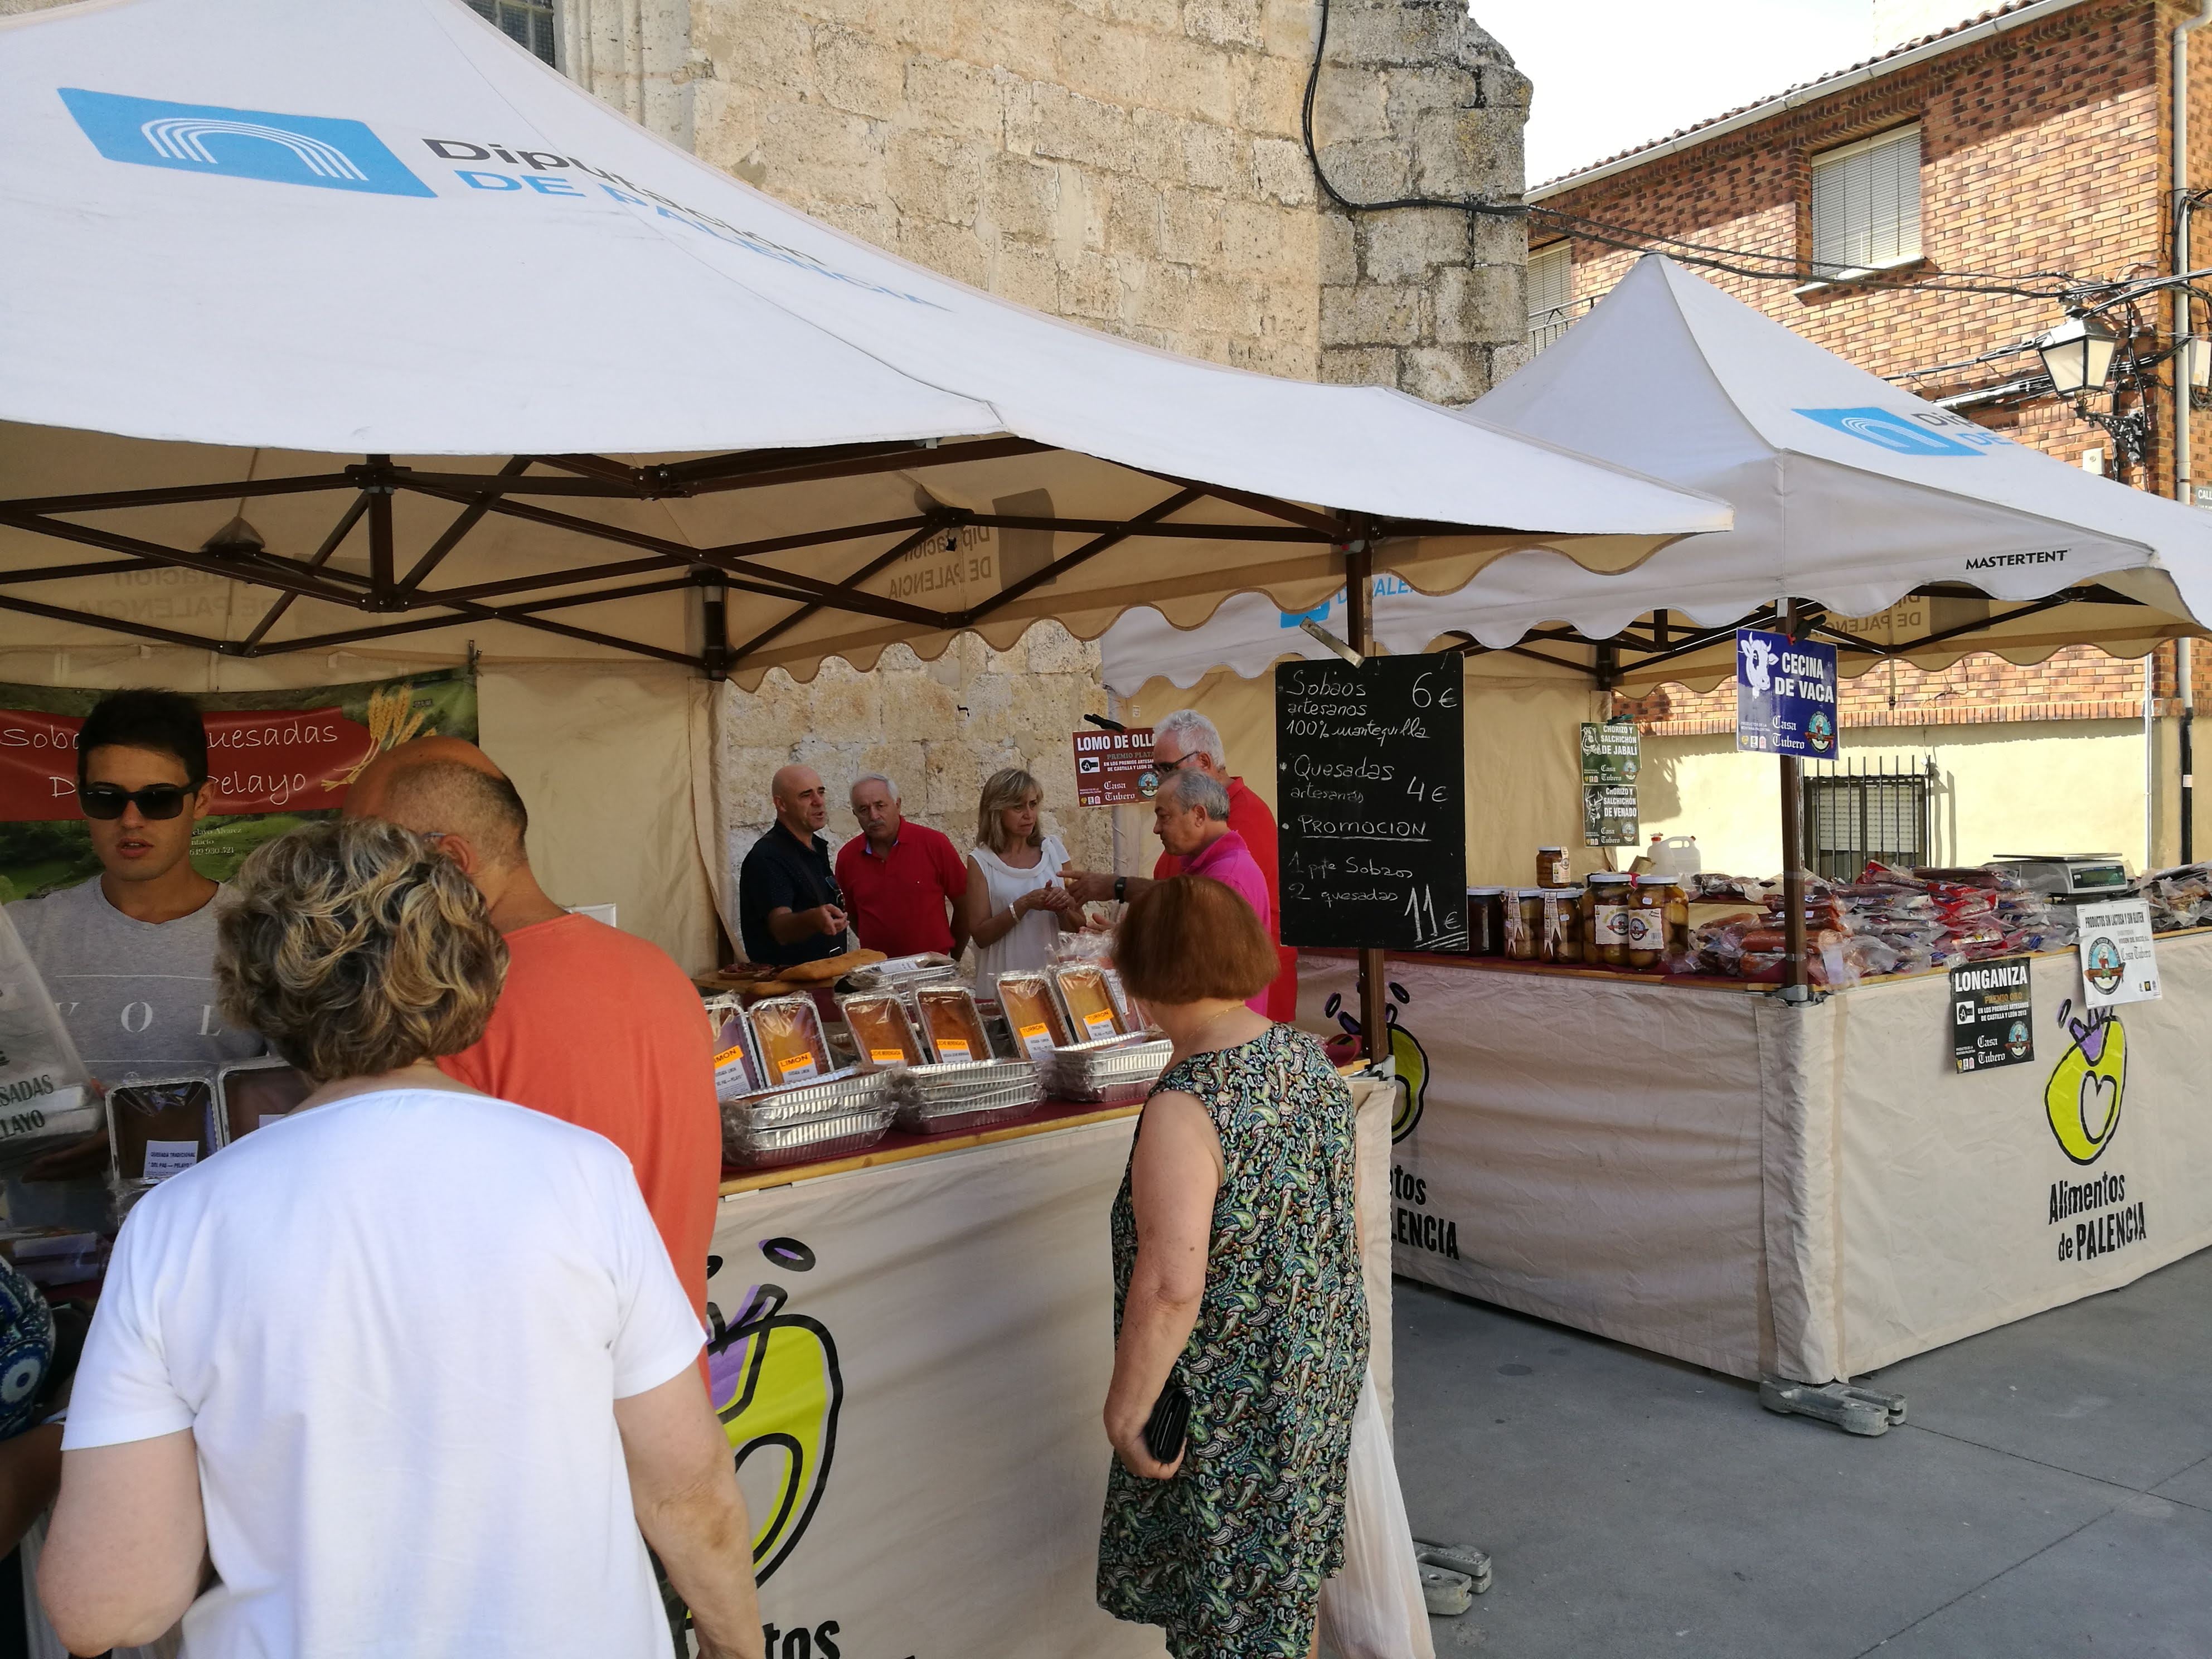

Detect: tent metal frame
0,438,1498,679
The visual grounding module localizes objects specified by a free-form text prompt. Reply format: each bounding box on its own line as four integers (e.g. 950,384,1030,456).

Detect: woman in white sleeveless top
964,767,1076,990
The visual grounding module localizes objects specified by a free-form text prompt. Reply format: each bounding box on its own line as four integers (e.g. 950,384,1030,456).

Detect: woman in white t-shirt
38,819,764,1659
964,765,1078,991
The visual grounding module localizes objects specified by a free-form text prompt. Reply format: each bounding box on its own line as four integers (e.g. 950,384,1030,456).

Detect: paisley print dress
1097,1022,1370,1657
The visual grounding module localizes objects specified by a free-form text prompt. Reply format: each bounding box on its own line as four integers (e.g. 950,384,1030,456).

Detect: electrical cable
1299,0,2079,303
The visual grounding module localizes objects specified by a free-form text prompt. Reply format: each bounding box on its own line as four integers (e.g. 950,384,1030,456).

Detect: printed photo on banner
0,670,476,900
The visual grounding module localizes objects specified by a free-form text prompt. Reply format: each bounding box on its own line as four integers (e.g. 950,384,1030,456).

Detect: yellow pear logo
2044,1002,2126,1167
1323,982,1429,1141
706,1237,843,1583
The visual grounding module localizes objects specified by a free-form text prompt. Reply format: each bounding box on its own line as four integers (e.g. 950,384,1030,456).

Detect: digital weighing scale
1989,854,2134,896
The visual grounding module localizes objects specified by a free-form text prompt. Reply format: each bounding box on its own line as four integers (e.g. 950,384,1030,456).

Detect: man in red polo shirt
834,772,970,959
1062,709,1297,1021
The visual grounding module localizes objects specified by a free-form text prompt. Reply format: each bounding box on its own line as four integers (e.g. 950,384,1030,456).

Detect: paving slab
1865,1497,2212,1658
1394,1282,2126,1659
1860,1249,2212,1494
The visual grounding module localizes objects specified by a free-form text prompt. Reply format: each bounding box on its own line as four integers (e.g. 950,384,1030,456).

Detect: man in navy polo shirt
833,773,969,961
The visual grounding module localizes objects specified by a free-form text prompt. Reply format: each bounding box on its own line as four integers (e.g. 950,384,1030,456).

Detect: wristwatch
1114,876,1128,902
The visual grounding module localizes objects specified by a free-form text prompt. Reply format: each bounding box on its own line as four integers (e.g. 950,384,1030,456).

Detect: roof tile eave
1527,0,2065,193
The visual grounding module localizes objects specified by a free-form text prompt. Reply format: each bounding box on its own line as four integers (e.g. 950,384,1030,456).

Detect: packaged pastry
216,1058,313,1143
837,993,925,1067
915,987,991,1066
744,995,833,1088
1051,964,1126,1044
706,996,760,1096
107,1071,217,1184
996,972,1070,1062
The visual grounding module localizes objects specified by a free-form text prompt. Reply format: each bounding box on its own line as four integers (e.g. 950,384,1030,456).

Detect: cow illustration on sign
2044,999,2126,1166
1323,982,1429,1142
707,1236,844,1583
1738,632,1776,695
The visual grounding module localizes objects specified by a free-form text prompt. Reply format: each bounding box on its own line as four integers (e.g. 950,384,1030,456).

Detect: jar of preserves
1540,886,1585,964
1535,846,1570,887
1466,887,1507,956
1505,889,1546,961
1584,872,1633,967
1627,876,1677,971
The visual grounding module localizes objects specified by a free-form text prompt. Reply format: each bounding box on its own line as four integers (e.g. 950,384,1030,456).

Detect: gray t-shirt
7,879,264,1073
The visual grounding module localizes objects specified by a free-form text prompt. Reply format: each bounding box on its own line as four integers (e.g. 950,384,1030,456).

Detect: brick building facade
1529,0,2209,759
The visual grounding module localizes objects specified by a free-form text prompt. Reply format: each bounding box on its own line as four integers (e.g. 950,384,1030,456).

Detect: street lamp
2036,313,2121,396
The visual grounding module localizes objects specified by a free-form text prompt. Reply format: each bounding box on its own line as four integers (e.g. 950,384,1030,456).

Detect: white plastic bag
1316,1365,1435,1659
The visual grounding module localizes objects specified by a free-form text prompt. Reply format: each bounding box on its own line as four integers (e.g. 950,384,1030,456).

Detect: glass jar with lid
1504,889,1546,961
1583,872,1634,968
1541,886,1585,964
1466,887,1507,957
1627,876,1676,970
1535,846,1571,887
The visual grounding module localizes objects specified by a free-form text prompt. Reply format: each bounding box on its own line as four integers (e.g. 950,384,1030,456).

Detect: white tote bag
1316,1365,1435,1659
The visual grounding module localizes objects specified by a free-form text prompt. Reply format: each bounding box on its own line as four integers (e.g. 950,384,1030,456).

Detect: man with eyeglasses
8,690,264,1070
1060,708,1297,1020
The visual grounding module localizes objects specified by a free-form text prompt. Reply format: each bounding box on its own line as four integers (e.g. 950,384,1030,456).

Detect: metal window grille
467,0,557,66
1810,125,1922,279
1801,756,1936,880
1527,241,1574,353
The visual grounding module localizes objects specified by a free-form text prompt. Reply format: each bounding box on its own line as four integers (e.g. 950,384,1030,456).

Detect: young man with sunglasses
7,691,264,1071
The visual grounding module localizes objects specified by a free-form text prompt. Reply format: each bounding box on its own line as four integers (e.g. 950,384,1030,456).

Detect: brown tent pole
1345,540,1391,1058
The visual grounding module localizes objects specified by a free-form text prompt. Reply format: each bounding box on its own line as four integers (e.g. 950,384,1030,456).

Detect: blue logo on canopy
1793,406,1993,457
59,88,434,197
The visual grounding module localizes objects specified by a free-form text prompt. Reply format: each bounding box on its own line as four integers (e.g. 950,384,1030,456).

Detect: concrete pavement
1395,1248,2212,1657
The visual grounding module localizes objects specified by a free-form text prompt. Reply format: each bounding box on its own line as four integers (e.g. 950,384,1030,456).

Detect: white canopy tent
1103,254,2212,698
0,0,1725,688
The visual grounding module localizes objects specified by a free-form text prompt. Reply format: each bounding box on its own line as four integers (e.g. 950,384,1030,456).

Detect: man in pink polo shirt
1151,770,1275,1016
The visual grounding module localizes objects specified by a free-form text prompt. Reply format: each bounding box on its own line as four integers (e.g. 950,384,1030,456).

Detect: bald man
347,740,721,1317
736,764,848,968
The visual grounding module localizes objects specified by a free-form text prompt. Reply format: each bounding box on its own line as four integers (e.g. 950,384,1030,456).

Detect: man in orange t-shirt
347,739,720,1316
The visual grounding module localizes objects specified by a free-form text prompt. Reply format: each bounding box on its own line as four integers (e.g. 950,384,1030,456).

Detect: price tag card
867,1047,907,1066
2077,897,2160,1008
1017,1023,1057,1063
1080,1010,1119,1042
142,1139,199,1181
933,1038,974,1065
1950,955,2034,1073
775,1054,821,1084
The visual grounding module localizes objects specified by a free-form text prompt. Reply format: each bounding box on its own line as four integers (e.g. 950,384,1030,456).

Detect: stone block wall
684,0,1332,376
1312,0,1532,401
711,623,1120,932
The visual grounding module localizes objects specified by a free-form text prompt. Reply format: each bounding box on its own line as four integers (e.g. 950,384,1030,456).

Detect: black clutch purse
1142,1381,1191,1464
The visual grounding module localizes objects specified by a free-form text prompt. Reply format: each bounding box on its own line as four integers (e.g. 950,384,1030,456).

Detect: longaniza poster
0,670,477,901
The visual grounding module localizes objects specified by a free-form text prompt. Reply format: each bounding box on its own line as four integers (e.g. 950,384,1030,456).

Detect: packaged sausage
745,995,833,1088
107,1072,217,1184
1051,965,1126,1044
916,987,991,1066
216,1058,314,1143
995,972,1070,1063
837,993,925,1068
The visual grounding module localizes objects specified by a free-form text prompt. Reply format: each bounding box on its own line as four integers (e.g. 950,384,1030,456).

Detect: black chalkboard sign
1274,653,1467,950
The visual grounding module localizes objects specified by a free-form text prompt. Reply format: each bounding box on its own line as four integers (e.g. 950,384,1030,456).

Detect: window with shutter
467,0,558,67
1809,125,1922,280
1527,242,1573,353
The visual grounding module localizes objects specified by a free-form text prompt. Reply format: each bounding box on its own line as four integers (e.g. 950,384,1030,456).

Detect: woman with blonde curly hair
38,819,763,1659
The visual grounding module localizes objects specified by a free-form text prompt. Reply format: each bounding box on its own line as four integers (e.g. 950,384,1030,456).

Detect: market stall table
1304,934,2212,1388
706,1080,1399,1655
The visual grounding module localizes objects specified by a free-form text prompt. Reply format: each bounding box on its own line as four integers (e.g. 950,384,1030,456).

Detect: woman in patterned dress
1097,876,1369,1657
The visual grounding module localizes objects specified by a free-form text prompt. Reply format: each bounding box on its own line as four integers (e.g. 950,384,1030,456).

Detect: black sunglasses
81,781,205,821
